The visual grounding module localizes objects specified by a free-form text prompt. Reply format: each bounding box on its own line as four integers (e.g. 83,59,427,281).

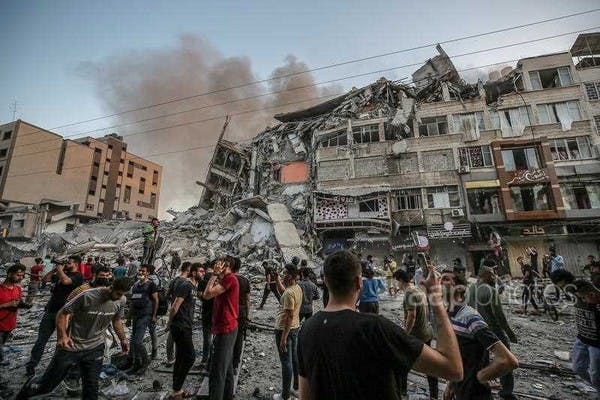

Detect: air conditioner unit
451,209,464,217
457,165,471,174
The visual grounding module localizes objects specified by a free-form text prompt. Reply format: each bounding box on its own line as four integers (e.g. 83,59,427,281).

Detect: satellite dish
392,141,408,155
444,222,454,231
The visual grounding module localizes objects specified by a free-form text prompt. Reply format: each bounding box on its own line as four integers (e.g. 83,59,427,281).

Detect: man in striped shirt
441,269,518,400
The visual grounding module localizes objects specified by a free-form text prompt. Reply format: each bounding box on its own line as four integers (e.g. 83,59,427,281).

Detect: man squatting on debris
16,278,131,400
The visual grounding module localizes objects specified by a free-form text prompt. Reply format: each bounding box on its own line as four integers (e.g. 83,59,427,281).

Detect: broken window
595,115,600,133
459,146,494,168
127,161,134,178
124,185,131,203
561,183,600,210
490,107,532,129
320,131,348,148
0,149,7,158
529,67,573,90
453,112,485,133
352,124,379,144
88,178,97,196
426,186,460,208
11,219,24,228
550,137,593,161
214,148,241,172
585,82,600,101
467,188,502,215
422,150,455,171
510,184,552,211
2,131,12,140
358,199,380,213
537,101,582,126
418,116,448,137
396,189,422,210
501,147,540,171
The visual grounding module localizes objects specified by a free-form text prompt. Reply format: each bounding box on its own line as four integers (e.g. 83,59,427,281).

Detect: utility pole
9,101,18,121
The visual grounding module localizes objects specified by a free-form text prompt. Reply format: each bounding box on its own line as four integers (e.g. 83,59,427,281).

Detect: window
490,107,532,129
2,131,12,140
453,112,485,133
585,82,600,101
467,188,502,215
529,67,573,90
0,166,3,176
127,161,134,178
103,171,109,176
550,137,593,161
124,186,131,203
501,147,540,171
152,170,159,185
11,219,24,228
358,199,380,213
101,184,107,189
426,186,460,208
320,131,348,148
510,184,552,211
352,124,379,144
150,193,157,208
135,213,143,219
419,116,448,136
561,183,600,210
139,177,145,194
214,148,242,171
596,115,600,133
85,203,94,211
0,149,6,158
459,146,494,168
537,101,582,124
397,189,422,210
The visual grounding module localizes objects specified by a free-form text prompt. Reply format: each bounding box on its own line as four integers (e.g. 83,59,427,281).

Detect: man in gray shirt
16,278,131,400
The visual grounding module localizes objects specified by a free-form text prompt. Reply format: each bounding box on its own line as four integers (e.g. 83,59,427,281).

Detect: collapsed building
3,35,600,279
195,35,600,277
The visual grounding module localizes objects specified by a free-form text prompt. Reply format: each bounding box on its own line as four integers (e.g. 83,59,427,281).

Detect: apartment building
0,120,162,238
230,34,600,277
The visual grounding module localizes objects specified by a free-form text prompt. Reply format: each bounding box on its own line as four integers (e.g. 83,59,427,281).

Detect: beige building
0,120,161,238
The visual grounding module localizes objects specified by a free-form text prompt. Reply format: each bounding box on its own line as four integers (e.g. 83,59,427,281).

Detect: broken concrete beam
266,203,293,223
267,203,309,262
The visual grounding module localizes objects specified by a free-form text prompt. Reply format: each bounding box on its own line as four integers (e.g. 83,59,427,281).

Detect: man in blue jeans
273,264,303,400
25,256,84,377
17,278,131,400
126,264,159,375
553,271,600,393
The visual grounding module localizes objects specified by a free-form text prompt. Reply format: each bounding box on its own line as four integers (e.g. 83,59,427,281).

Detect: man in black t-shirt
125,264,159,375
167,263,200,400
297,250,463,400
258,261,281,309
233,258,250,371
441,269,518,400
26,256,84,377
164,262,192,366
198,262,215,365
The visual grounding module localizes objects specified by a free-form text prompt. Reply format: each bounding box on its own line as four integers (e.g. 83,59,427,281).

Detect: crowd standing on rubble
0,231,600,400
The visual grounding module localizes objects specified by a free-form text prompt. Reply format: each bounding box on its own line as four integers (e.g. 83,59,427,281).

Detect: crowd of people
0,241,598,399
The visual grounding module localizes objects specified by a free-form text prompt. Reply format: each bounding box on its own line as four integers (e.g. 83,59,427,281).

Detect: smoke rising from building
80,35,341,217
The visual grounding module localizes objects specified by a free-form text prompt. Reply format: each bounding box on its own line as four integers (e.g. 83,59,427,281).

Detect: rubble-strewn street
0,279,595,400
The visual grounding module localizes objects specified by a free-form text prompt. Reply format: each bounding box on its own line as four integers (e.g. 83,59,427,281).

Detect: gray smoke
79,35,341,217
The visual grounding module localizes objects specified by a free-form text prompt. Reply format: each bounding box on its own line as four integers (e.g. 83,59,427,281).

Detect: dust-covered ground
0,283,596,400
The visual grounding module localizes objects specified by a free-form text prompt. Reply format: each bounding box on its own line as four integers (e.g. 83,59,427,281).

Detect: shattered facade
196,36,600,276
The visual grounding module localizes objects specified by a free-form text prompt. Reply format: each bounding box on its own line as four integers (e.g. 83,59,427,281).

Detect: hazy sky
1,0,599,213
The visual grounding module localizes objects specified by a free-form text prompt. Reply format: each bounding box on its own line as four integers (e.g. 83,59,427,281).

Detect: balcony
314,218,392,234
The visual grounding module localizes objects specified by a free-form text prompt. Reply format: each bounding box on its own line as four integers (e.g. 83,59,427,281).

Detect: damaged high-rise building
199,33,600,277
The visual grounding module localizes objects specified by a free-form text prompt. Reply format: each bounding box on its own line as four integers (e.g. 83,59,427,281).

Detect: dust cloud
80,35,341,217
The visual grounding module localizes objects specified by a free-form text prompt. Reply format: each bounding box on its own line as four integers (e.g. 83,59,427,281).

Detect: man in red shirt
0,264,27,393
79,257,94,281
203,256,240,400
25,258,44,304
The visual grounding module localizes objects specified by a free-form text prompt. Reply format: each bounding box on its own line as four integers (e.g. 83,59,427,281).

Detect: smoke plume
79,35,341,217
